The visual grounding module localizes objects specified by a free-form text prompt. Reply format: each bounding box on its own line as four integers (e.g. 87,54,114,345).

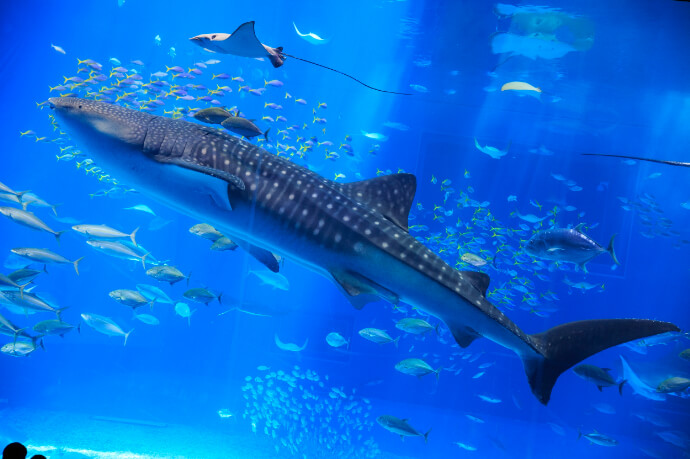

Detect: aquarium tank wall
1,1,689,458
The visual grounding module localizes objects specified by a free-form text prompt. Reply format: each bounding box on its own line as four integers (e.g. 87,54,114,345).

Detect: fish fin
618,380,626,395
124,328,134,346
55,231,65,244
424,428,431,444
607,234,620,265
264,127,270,142
458,271,490,296
577,428,582,441
234,239,280,273
330,270,399,309
574,223,586,233
336,173,416,231
130,227,139,246
578,262,588,274
435,367,442,381
141,253,149,269
597,385,603,392
393,336,400,349
523,318,679,405
448,324,481,348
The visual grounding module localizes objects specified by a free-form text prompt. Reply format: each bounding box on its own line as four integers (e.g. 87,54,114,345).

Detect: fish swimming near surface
49,97,680,405
525,224,619,272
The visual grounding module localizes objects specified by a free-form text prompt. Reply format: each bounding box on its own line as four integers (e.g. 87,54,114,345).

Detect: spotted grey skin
49,97,679,405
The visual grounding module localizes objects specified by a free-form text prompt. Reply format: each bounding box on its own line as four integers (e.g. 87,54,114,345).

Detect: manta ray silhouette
190,21,412,95
582,153,690,167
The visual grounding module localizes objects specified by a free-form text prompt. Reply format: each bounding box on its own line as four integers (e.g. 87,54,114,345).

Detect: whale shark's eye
78,105,82,109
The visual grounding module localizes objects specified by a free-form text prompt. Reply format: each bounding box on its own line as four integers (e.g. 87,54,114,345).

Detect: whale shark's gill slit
280,52,413,96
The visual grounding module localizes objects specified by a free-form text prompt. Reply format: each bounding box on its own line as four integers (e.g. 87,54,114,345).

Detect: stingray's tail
582,153,690,167
523,319,679,405
280,52,413,95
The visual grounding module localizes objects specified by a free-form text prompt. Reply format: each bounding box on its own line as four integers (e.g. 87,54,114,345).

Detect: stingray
190,21,410,95
583,153,690,167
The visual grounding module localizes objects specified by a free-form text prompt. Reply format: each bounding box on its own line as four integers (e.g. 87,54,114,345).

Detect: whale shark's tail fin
524,319,679,405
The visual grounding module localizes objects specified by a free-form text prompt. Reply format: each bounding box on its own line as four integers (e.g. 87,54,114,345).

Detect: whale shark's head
49,97,157,185
49,97,150,153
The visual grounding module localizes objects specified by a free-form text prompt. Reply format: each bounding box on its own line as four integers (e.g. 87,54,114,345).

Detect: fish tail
393,336,400,349
607,234,620,265
264,127,270,142
56,306,69,320
423,428,432,444
72,257,84,275
186,271,192,287
19,282,30,299
51,203,62,216
124,328,134,346
435,367,443,381
77,322,81,334
55,230,65,244
141,252,150,269
523,319,678,405
217,292,223,305
130,226,139,246
577,428,582,441
618,379,627,395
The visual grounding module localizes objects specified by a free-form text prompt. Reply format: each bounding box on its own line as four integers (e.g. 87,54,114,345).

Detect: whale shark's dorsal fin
338,174,416,231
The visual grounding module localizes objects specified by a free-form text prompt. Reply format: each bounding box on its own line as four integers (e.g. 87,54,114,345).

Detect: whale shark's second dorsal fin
338,174,416,231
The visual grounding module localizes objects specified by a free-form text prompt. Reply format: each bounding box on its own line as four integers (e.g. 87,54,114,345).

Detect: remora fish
50,97,679,405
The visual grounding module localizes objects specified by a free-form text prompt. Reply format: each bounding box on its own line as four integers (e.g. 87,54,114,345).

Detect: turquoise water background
1,1,689,457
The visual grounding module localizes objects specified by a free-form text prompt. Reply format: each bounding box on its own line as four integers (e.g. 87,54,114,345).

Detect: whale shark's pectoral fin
330,270,399,309
234,238,280,273
338,174,416,232
447,323,481,348
156,156,245,191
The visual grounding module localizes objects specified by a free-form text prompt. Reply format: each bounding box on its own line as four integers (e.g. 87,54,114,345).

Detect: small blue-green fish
11,248,83,275
326,332,349,349
376,415,431,443
183,287,221,305
124,204,156,216
137,284,173,304
358,328,399,346
578,429,618,447
525,224,619,272
86,240,148,268
573,364,626,394
133,313,160,325
395,358,442,379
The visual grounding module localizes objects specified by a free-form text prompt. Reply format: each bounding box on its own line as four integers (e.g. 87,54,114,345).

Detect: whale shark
49,97,680,405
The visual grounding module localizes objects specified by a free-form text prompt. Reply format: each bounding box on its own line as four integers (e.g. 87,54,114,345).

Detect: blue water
1,1,689,457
